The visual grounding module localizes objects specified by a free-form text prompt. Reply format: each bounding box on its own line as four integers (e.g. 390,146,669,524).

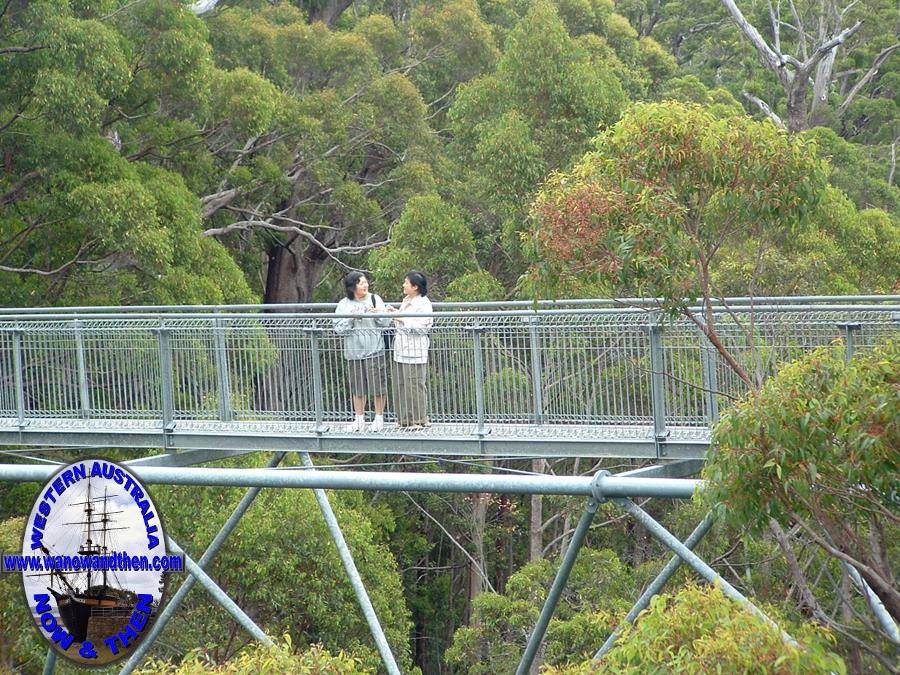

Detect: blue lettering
72,463,86,481
49,623,74,650
30,527,44,551
116,622,139,648
130,609,147,631
38,501,50,516
34,594,51,614
136,594,153,613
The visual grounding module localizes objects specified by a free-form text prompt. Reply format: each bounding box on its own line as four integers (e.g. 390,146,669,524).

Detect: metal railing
0,297,896,457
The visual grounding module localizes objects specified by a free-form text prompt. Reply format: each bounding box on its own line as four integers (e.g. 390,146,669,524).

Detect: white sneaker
370,416,384,432
348,417,367,432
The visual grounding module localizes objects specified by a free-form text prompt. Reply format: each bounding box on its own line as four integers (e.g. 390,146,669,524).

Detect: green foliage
446,548,635,672
548,584,845,675
145,457,414,671
714,185,900,295
352,15,404,69
801,127,900,215
138,637,369,674
704,340,898,533
0,517,47,672
445,270,506,301
370,194,477,296
657,75,744,118
209,68,283,137
703,341,899,659
531,101,828,304
447,0,628,275
409,0,500,105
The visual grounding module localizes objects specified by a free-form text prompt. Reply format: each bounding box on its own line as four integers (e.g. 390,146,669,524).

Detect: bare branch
804,20,862,71
403,492,496,594
889,136,898,186
684,307,754,386
769,519,828,618
203,219,389,255
0,241,98,276
100,0,147,21
767,0,782,54
836,43,900,118
0,45,46,56
787,0,808,59
189,0,221,15
742,92,786,128
720,0,787,77
789,510,900,618
200,188,242,219
0,170,40,206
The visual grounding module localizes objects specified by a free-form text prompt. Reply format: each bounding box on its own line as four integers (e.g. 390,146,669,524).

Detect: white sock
356,414,365,423
374,414,383,422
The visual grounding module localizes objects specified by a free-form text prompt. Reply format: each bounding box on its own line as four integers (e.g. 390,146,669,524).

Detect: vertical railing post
838,322,861,364
73,319,91,419
155,323,175,436
525,316,544,425
308,328,327,433
648,316,668,457
469,326,487,435
700,342,718,427
213,317,233,422
12,328,25,427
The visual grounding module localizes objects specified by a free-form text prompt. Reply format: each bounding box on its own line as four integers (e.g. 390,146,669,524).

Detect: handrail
0,294,896,317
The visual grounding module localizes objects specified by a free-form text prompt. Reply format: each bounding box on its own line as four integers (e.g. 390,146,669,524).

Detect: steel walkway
0,296,896,458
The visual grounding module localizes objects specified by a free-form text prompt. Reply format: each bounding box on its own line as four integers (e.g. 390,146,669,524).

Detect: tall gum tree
531,101,829,386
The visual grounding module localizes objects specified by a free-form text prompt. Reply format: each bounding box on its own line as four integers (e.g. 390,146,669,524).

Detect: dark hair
343,272,366,300
406,271,428,297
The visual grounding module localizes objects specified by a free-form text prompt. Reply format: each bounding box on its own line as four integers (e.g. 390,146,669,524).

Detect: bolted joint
590,470,611,502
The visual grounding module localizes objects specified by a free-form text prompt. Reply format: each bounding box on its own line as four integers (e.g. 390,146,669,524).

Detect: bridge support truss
0,452,805,674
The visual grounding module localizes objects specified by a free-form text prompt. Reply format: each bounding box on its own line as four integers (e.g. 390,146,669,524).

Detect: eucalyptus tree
197,2,498,303
0,0,254,306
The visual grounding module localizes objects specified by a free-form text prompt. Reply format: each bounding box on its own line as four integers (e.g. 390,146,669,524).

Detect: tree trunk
308,0,354,27
841,571,865,674
264,240,300,305
529,459,544,561
468,492,489,602
263,238,330,305
785,75,814,132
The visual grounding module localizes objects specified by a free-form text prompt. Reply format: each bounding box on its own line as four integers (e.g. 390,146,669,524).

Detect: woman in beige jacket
386,272,433,429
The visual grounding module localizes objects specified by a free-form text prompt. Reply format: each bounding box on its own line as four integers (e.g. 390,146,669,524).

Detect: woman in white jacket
386,271,433,429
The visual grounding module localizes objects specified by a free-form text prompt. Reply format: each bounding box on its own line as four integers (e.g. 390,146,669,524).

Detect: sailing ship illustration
30,479,148,643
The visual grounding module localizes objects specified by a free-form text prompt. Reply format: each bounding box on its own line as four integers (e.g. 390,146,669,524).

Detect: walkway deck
0,297,895,458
